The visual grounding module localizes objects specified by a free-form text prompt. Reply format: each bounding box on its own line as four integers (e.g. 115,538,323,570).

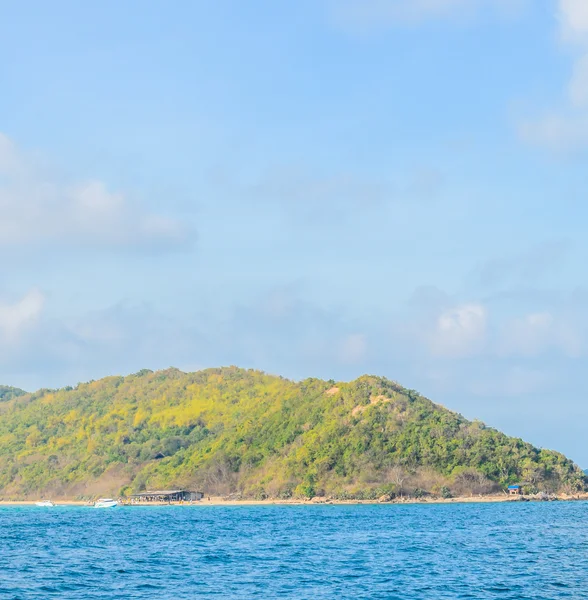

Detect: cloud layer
0,133,187,251
4,279,587,392
520,0,588,151
0,290,44,345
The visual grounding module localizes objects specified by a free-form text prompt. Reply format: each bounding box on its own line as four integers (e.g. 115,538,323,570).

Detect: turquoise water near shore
1,502,587,599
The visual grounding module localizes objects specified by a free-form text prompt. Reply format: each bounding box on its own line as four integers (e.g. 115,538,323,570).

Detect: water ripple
1,502,588,598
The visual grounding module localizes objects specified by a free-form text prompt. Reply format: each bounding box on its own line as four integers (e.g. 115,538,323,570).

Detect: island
0,367,584,503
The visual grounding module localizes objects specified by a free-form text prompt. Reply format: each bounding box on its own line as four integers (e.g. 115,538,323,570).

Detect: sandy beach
1,493,586,507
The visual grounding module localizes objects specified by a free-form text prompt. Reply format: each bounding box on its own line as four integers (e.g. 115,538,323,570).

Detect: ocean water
0,502,587,599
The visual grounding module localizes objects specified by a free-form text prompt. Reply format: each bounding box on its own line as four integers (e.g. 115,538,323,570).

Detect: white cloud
0,289,45,345
497,311,583,357
558,0,588,42
0,133,187,251
429,303,487,358
0,298,210,389
521,1,588,150
498,312,554,357
0,286,374,389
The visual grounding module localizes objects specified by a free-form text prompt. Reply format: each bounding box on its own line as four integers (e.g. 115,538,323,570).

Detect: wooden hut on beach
129,490,203,503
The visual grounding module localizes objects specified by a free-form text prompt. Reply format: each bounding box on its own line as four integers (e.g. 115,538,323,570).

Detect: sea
0,502,587,599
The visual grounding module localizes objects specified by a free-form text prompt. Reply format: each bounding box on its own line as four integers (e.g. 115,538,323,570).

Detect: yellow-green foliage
0,367,584,498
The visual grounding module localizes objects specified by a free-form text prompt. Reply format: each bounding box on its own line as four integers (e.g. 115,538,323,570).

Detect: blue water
1,502,587,599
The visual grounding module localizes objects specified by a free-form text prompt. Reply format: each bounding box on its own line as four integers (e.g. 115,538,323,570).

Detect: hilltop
0,367,584,500
0,386,27,402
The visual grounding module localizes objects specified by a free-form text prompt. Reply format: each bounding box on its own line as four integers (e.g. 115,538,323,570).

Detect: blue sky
2,0,588,464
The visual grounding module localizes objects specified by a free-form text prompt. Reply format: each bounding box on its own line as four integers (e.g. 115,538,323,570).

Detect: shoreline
1,493,587,507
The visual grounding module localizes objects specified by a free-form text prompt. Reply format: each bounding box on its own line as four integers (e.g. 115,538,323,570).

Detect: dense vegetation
0,386,27,402
0,367,584,499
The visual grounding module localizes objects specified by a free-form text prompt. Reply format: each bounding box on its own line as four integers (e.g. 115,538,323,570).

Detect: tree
388,466,407,494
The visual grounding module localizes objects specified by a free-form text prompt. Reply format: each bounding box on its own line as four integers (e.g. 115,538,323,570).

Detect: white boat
35,500,54,507
93,498,118,508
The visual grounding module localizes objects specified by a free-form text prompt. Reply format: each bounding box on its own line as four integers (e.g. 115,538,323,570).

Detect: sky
2,0,588,464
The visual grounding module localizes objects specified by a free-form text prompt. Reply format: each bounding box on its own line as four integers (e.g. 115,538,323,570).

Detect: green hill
0,367,584,499
0,385,27,402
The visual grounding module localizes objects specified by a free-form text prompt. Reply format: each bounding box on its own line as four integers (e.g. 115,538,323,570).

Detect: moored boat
35,500,55,507
93,498,118,508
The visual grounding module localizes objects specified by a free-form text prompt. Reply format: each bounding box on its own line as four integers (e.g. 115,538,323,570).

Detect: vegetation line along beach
0,367,585,503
